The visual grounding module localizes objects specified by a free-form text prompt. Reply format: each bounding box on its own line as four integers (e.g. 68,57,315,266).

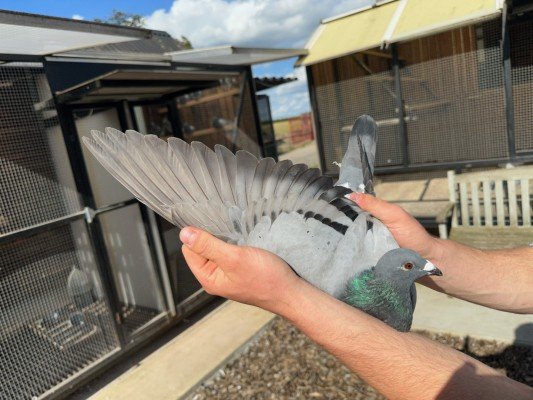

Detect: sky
0,0,370,119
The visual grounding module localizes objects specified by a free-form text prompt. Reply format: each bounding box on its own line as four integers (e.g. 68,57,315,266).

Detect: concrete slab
89,301,275,400
413,284,533,346
279,141,320,168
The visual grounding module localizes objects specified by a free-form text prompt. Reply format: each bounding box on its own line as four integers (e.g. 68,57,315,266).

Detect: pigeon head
374,248,442,286
345,248,443,331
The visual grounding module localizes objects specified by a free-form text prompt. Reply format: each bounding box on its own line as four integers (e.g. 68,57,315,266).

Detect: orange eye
403,262,414,270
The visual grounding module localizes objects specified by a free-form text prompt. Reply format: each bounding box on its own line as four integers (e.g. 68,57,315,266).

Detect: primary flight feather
83,115,442,331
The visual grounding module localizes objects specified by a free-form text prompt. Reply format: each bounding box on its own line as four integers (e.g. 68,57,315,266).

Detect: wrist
262,275,306,317
425,236,447,265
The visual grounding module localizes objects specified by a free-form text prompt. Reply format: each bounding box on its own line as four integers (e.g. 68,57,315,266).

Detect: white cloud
72,14,85,20
145,0,369,48
145,0,371,119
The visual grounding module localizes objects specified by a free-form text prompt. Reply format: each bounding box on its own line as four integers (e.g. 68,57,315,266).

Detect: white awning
298,0,504,66
0,10,148,56
385,0,503,44
167,46,307,66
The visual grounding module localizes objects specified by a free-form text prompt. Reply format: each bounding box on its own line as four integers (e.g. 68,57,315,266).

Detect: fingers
179,226,240,266
181,245,219,293
348,192,410,225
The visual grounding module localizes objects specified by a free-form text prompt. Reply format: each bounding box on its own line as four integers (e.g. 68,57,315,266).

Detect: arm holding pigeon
180,226,533,400
352,192,533,314
81,116,532,398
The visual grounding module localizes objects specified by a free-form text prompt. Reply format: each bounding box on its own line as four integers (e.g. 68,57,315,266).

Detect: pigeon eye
403,262,414,270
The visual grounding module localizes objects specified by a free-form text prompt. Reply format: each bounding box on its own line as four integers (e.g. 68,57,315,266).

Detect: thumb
348,192,409,225
179,226,240,266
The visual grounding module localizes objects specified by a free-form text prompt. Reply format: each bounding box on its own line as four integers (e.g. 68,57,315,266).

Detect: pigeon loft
448,166,533,249
298,0,533,190
0,10,306,400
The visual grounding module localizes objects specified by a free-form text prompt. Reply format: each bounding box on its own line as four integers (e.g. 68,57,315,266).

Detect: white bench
374,177,453,239
447,166,533,249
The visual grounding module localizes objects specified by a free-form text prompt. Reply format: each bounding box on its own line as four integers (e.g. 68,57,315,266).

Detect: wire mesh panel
314,69,403,173
0,65,82,234
311,21,513,174
398,20,508,165
0,64,124,399
510,14,533,153
0,221,119,400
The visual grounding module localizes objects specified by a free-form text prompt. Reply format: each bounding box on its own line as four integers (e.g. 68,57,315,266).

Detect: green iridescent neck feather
344,269,411,322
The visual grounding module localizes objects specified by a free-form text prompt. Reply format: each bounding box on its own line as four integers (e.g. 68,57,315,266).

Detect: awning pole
391,43,409,166
502,1,516,160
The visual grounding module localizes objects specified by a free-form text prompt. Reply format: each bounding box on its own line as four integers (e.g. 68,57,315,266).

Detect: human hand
348,192,442,261
179,227,301,313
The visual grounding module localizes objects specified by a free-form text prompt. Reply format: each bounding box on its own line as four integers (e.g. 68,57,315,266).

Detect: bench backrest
447,167,533,249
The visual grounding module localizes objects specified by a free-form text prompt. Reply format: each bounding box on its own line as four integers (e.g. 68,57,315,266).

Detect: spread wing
82,128,361,244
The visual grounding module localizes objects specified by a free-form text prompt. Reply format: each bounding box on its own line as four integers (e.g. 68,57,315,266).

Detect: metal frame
116,100,177,318
55,96,181,338
54,100,128,347
255,94,278,159
306,65,328,172
245,66,266,156
56,77,219,104
391,43,409,166
0,51,269,399
502,0,516,160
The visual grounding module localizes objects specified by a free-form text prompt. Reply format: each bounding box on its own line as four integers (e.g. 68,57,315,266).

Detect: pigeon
82,115,442,331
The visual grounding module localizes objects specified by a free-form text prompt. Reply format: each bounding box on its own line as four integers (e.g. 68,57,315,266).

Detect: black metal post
306,66,328,172
391,43,410,167
245,66,266,157
166,98,184,139
502,1,516,160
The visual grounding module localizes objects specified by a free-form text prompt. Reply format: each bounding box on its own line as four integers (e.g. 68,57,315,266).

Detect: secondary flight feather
83,115,442,331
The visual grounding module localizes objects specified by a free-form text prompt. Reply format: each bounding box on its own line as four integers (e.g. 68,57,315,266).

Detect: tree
179,35,193,50
93,9,193,49
94,9,145,28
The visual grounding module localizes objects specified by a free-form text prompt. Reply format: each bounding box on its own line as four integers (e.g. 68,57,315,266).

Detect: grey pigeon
82,115,442,331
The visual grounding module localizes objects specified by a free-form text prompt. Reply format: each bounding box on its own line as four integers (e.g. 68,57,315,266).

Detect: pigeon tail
335,115,377,195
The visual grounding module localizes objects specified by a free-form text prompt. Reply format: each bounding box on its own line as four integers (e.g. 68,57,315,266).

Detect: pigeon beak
423,261,443,276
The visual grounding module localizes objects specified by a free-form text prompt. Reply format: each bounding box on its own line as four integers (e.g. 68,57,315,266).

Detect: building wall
274,113,314,149
0,64,120,399
309,16,533,174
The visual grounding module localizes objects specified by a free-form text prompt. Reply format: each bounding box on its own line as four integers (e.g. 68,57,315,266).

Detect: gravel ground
188,317,533,399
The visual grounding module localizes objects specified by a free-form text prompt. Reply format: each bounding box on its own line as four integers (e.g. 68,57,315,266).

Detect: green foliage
92,9,193,49
94,9,145,28
179,35,193,49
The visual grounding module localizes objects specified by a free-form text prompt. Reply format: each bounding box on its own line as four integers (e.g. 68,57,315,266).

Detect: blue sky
0,1,174,21
0,0,369,119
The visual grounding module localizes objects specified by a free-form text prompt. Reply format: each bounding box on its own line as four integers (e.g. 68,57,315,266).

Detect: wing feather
83,128,359,244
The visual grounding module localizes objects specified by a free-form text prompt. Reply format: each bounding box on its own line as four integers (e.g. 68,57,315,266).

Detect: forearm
421,239,533,313
275,279,532,400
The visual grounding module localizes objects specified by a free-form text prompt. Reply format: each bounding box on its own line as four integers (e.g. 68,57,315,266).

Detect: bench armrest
435,202,455,224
